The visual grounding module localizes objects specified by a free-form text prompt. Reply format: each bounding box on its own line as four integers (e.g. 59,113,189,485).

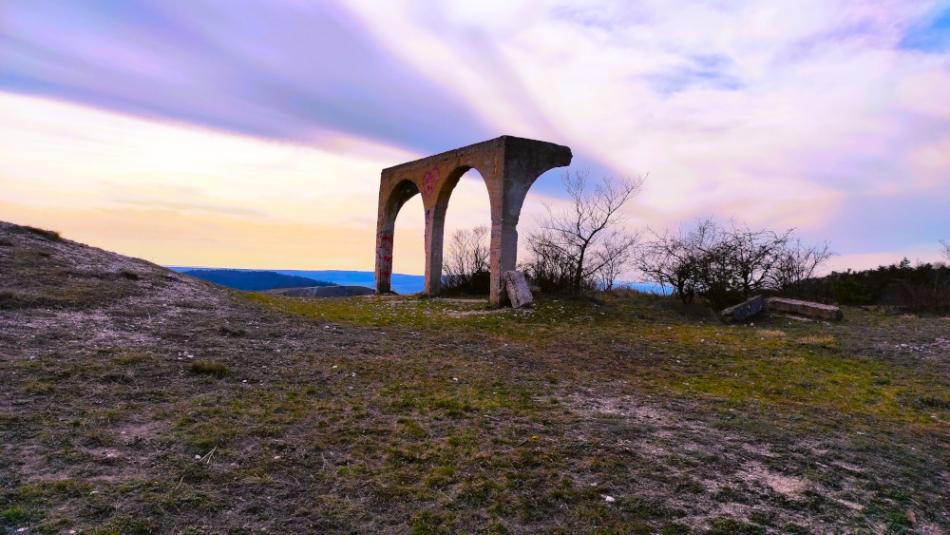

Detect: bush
19,225,62,241
188,360,228,378
523,171,642,294
638,220,830,308
442,226,490,295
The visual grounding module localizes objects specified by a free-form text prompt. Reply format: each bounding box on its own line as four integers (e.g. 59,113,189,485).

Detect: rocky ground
0,221,947,534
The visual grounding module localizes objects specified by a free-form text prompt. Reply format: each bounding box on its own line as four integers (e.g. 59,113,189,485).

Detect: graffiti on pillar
376,232,393,278
421,166,440,195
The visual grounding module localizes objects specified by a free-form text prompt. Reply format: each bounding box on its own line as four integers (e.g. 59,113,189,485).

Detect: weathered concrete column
375,136,571,304
423,205,446,296
488,176,533,306
488,221,520,305
374,221,395,294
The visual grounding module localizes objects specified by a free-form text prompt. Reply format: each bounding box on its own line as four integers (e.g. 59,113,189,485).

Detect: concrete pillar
488,220,521,306
376,203,396,294
423,205,447,296
488,179,530,306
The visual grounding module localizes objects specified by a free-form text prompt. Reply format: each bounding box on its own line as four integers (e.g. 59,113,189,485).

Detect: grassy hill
0,221,947,534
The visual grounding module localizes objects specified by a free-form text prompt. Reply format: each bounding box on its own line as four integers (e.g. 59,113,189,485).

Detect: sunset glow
2,0,948,273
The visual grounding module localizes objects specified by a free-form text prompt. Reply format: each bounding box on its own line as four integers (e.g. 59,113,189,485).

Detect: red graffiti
421,165,439,195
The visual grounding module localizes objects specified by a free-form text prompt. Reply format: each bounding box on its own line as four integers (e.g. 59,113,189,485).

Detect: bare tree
639,219,832,306
942,240,950,262
443,226,489,290
721,224,792,296
638,219,719,303
770,239,832,290
525,170,643,293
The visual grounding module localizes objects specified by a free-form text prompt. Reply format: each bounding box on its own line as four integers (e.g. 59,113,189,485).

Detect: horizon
2,1,949,277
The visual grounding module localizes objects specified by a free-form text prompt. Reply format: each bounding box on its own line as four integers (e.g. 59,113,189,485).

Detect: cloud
0,0,493,153
1,0,949,273
343,0,949,268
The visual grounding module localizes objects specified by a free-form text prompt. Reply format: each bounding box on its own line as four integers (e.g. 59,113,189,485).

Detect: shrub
188,360,228,378
638,219,830,308
524,171,643,294
442,226,490,295
784,259,950,313
20,225,62,241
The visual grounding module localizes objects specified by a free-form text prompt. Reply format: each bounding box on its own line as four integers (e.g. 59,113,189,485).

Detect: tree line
442,170,949,312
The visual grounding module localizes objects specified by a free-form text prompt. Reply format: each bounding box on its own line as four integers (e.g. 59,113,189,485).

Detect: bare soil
1,221,947,534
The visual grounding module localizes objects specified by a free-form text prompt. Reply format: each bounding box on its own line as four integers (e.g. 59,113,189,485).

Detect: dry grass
1,221,948,534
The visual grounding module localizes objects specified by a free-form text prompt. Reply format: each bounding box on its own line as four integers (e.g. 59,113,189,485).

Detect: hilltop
0,221,947,534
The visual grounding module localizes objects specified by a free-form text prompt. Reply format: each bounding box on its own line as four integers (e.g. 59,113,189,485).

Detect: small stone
601,494,616,503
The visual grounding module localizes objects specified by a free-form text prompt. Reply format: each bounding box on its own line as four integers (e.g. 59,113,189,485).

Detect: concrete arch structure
375,135,572,306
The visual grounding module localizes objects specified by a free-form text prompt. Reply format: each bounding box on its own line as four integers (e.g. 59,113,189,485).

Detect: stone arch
423,164,492,296
375,136,572,306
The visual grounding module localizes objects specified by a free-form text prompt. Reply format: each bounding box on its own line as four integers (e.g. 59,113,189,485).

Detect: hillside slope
1,221,947,534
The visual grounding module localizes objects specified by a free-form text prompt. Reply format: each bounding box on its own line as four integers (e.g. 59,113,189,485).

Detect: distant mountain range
172,267,666,295
171,268,425,294
179,269,337,291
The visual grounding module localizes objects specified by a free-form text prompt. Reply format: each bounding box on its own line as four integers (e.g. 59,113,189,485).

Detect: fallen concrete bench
766,297,843,321
720,295,765,323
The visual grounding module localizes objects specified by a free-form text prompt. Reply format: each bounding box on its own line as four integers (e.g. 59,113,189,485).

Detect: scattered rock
719,295,765,323
502,271,534,308
766,297,843,321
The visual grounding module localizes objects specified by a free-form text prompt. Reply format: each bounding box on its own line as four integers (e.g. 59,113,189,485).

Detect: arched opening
440,167,492,295
392,195,425,289
376,179,423,294
514,167,564,265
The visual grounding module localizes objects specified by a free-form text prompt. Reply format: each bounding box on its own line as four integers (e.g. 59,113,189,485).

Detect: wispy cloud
0,0,492,153
1,0,948,271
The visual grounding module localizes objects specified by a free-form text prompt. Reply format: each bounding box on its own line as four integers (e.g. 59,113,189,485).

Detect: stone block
503,270,534,308
720,295,765,323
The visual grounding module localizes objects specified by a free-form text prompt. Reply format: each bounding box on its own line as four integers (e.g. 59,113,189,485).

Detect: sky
1,0,949,275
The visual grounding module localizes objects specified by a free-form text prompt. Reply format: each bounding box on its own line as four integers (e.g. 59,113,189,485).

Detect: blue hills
171,267,425,294
172,267,665,295
179,269,336,291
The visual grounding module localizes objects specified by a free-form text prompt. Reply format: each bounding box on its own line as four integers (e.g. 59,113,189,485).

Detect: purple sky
1,0,948,272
